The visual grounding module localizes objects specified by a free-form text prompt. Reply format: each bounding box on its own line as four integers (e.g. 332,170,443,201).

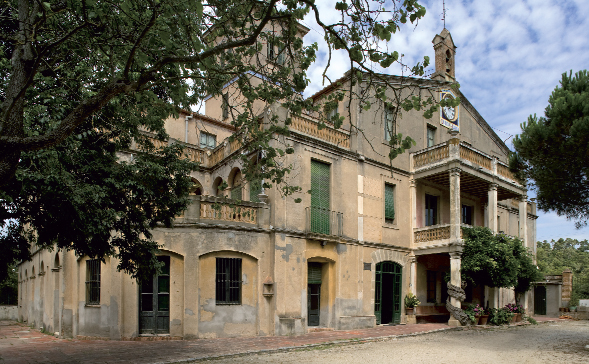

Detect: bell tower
432,28,457,82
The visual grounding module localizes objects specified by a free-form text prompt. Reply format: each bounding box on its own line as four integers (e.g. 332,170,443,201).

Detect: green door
311,160,330,234
140,256,170,334
534,285,547,315
307,263,322,326
374,261,402,324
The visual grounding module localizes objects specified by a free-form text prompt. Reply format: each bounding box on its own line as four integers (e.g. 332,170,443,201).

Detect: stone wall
0,305,18,320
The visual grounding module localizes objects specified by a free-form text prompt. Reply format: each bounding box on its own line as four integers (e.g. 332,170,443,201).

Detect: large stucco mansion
18,27,537,339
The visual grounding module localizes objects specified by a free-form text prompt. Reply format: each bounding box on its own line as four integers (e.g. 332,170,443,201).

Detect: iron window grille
384,183,395,223
216,258,242,305
86,259,101,305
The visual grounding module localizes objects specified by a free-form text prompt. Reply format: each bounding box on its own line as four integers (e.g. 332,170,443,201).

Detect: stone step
307,327,335,333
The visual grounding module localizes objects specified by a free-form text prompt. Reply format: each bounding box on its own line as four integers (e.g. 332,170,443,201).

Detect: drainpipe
185,115,193,143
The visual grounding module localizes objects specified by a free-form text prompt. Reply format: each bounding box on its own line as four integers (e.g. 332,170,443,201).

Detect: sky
298,0,589,243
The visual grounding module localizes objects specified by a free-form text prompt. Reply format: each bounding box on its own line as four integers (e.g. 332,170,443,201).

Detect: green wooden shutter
308,263,322,284
250,179,261,202
311,160,330,234
231,185,242,200
384,184,395,222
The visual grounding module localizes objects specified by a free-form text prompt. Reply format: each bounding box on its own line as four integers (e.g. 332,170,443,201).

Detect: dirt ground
203,321,589,364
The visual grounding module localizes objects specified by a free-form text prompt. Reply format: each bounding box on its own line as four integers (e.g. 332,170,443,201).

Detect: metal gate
308,263,322,326
140,256,170,334
534,285,547,315
375,261,402,324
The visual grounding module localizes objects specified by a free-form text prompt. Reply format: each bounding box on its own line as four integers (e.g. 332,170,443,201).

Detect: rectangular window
427,271,437,303
427,126,436,148
85,259,101,305
267,41,285,65
216,258,242,305
462,204,473,225
384,106,395,142
425,194,438,226
326,104,338,122
200,132,216,149
384,183,395,223
222,93,229,119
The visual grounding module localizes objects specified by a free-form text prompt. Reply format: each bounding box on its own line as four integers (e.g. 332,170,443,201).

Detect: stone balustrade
413,144,449,168
290,115,350,148
178,195,270,228
459,144,492,170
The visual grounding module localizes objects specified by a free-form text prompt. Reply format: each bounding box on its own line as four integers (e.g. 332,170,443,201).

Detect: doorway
307,262,322,326
375,261,402,324
534,285,547,315
139,256,170,334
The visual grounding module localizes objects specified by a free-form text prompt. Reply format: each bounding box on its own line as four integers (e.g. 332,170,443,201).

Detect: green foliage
536,238,589,304
510,70,589,228
461,227,540,292
0,262,18,304
404,292,420,308
488,307,514,326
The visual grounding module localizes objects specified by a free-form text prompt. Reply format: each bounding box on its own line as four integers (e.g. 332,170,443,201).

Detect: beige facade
18,28,538,339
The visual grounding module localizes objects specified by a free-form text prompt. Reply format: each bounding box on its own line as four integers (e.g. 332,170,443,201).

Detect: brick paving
0,317,566,364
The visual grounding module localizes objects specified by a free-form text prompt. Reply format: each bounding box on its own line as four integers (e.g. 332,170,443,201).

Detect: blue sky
299,0,589,243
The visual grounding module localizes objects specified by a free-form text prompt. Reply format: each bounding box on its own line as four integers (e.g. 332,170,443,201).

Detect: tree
461,227,540,296
510,70,589,228
1,0,447,279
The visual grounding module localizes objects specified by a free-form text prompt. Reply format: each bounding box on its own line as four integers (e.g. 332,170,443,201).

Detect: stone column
449,168,461,240
518,195,528,245
409,255,417,295
487,183,498,233
410,179,417,246
448,250,463,327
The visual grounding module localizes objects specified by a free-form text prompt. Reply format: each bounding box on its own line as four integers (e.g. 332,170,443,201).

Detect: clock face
443,105,456,121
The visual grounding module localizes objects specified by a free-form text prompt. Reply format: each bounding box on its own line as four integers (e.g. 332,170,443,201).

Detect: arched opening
374,261,402,325
228,167,242,200
212,176,224,197
54,253,60,268
445,49,452,74
189,177,203,195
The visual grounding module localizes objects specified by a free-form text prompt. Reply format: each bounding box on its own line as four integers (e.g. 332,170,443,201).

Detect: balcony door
311,160,330,234
425,194,438,226
374,261,402,324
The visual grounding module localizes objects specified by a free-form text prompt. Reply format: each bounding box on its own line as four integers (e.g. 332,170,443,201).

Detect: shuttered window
308,263,322,284
384,183,395,223
250,179,262,202
310,160,330,234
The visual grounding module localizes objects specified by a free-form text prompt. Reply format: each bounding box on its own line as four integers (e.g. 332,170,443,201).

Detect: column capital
489,183,498,191
518,194,528,203
449,167,461,177
409,179,416,188
449,251,462,259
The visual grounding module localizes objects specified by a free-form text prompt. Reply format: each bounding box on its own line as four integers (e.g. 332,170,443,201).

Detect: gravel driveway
204,321,589,364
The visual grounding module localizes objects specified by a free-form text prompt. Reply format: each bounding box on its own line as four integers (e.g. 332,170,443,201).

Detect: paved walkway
0,317,565,364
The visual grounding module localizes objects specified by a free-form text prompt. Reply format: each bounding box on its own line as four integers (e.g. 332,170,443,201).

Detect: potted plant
479,307,490,325
464,304,484,325
404,293,420,315
505,303,524,323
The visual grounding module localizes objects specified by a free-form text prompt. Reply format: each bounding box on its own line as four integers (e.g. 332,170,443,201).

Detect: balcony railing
414,224,467,244
460,144,492,170
177,195,270,228
200,202,257,224
305,206,343,237
290,115,350,149
413,144,449,168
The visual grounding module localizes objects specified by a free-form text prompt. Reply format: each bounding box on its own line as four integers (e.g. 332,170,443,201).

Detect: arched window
212,177,224,197
189,178,203,195
228,168,242,200
54,253,60,268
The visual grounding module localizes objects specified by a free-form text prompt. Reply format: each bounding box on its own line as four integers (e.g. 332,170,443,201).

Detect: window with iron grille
384,183,395,223
427,270,437,303
216,258,242,305
384,106,395,142
200,132,216,149
86,259,101,305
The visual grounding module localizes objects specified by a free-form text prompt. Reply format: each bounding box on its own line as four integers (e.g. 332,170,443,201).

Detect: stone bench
415,305,450,324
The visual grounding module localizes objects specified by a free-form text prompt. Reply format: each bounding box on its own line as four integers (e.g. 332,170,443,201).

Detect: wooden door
139,256,170,334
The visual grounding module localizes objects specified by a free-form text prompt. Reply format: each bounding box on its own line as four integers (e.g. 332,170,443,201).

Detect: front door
308,262,322,326
375,261,402,324
140,256,170,334
534,285,547,315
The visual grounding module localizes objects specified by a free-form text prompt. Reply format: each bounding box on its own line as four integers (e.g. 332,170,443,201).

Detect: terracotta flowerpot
479,315,489,325
473,316,481,325
511,314,517,324
515,313,522,322
406,307,414,315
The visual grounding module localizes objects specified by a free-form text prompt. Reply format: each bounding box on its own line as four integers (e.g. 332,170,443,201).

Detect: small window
427,271,437,303
425,194,438,226
222,93,229,119
326,104,338,123
384,106,395,142
216,258,242,305
267,40,285,65
200,132,216,149
384,183,395,223
462,205,473,225
86,259,101,305
427,126,436,148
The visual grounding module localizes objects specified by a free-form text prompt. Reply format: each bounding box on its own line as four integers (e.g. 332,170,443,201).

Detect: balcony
413,225,468,251
411,140,523,201
305,206,343,241
177,195,270,229
290,115,350,149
